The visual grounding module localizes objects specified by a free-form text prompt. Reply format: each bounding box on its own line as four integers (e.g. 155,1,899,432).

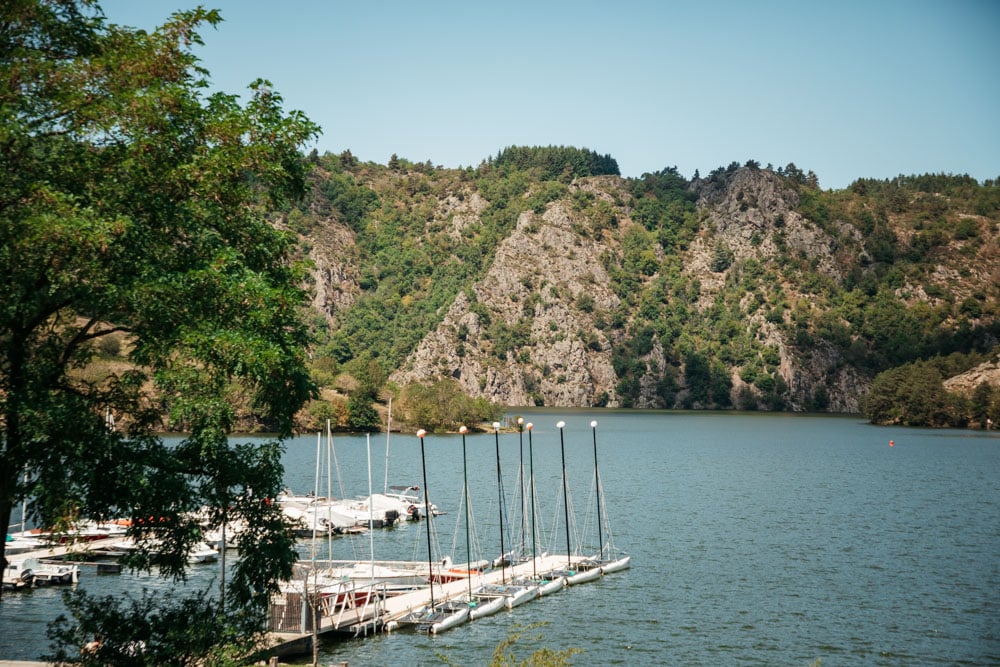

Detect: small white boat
2,559,34,590
187,542,219,564
391,598,472,634
4,532,44,555
429,603,471,634
104,537,218,564
505,583,540,608
474,582,539,609
511,573,565,597
536,574,567,596
31,561,79,585
310,561,427,592
300,502,357,533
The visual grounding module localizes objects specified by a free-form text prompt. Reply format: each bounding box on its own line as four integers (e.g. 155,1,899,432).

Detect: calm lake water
2,411,998,666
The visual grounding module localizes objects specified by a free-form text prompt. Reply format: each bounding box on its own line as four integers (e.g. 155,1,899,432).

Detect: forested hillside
278,147,1000,430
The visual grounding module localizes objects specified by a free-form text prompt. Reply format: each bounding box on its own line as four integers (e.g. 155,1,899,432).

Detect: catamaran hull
566,567,602,585
469,595,505,619
537,575,566,596
600,555,631,574
429,606,470,634
504,585,539,609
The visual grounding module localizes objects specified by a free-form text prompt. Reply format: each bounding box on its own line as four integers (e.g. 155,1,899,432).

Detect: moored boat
31,560,79,585
2,559,34,590
565,565,602,585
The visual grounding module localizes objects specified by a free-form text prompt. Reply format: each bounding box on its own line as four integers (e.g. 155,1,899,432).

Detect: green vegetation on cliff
289,153,998,426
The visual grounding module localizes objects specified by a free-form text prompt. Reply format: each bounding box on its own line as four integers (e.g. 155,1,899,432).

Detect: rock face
694,168,842,280
305,164,997,412
308,222,360,324
392,196,624,407
683,168,868,412
944,357,1000,394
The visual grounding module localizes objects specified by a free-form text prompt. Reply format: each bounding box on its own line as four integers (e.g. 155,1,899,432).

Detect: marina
2,416,632,661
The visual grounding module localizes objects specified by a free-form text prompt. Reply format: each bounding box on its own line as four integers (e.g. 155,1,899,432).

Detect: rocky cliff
296,157,999,413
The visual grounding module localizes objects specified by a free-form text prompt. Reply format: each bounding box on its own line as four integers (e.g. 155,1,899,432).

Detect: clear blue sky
99,0,999,190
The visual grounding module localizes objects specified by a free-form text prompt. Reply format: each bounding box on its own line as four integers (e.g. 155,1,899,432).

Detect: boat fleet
271,419,630,641
3,416,630,650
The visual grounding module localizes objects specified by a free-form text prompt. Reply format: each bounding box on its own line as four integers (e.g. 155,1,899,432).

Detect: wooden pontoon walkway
264,554,597,659
5,536,123,562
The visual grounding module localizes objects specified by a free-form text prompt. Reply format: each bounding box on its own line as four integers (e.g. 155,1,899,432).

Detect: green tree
970,381,995,426
401,379,500,431
346,391,380,431
863,361,953,426
0,0,318,657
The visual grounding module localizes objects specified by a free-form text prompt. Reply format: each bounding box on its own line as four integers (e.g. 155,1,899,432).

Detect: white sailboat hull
566,567,602,585
429,605,470,634
469,594,505,620
600,555,631,574
504,584,539,609
537,575,567,596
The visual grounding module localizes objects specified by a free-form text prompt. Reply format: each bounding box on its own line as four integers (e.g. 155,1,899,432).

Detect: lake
2,411,998,666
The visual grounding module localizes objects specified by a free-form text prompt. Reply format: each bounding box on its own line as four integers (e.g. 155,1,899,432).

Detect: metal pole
383,398,392,494
493,421,506,584
557,420,571,569
460,425,472,601
517,417,526,560
527,422,537,580
591,420,604,560
417,429,434,608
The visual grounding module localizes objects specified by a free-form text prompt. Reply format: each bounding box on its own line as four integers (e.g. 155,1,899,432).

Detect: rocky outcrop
694,168,842,279
944,357,1000,394
306,221,360,325
392,198,624,407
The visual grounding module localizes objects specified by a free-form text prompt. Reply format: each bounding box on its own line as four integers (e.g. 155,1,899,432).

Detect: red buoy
889,440,895,447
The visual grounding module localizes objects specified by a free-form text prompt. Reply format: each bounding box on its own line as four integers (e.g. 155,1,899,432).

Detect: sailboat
550,420,601,585
473,422,540,610
580,420,631,575
505,420,566,597
392,429,471,634
449,425,504,620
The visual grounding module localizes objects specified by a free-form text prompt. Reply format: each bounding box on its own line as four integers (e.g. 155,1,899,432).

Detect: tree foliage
46,587,262,666
863,353,1000,427
0,0,318,655
493,145,620,180
400,379,501,432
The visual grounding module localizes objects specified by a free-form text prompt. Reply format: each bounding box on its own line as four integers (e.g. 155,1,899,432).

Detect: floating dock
5,536,123,562
264,553,609,659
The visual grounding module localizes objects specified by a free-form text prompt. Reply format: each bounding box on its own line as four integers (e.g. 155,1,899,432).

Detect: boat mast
383,398,392,495
492,421,506,585
326,420,333,563
591,420,604,561
310,431,321,664
460,425,473,601
517,417,526,560
416,429,435,608
366,434,374,568
526,422,537,580
557,420,571,569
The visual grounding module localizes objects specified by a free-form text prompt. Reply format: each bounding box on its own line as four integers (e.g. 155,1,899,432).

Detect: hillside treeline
282,147,998,431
